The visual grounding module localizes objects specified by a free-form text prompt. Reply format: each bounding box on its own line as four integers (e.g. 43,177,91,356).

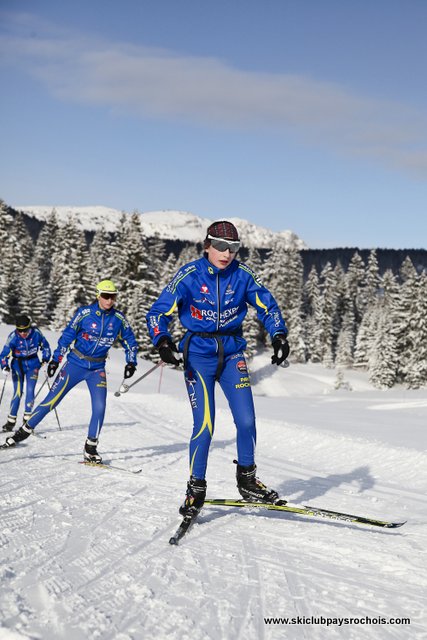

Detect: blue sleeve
146,269,187,347
35,329,51,361
240,264,288,340
116,313,139,365
52,308,82,362
0,333,15,368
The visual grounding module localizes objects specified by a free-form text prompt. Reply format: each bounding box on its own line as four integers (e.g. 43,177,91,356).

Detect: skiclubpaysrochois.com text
264,615,410,627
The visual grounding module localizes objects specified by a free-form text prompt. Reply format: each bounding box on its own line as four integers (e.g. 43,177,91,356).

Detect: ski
79,460,142,475
204,499,406,529
169,513,199,545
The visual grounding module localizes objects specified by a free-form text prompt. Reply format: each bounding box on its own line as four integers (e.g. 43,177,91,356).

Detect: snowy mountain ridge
15,205,307,249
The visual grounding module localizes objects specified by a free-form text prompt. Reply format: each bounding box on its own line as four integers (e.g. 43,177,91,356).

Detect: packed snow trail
0,327,426,639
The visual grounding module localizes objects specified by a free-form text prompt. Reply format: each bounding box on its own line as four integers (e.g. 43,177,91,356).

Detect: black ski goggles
99,293,117,300
17,329,30,337
207,235,240,253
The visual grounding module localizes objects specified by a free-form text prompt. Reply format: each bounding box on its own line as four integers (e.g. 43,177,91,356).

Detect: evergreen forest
1,201,426,389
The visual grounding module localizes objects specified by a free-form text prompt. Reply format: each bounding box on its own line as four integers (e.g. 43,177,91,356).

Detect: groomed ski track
0,332,426,639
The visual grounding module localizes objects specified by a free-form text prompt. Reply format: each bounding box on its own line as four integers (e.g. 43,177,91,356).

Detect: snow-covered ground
0,324,426,640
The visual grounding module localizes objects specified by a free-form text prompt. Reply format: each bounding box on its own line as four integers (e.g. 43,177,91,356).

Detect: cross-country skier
2,280,138,462
0,315,51,431
146,221,290,517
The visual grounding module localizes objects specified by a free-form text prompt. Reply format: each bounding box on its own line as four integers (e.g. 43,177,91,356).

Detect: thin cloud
1,12,427,178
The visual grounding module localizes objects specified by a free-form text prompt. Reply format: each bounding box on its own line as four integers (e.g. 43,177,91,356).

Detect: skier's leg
3,361,83,447
23,367,39,421
26,361,82,429
219,353,279,503
83,368,107,462
178,355,217,515
7,366,24,426
185,355,217,479
219,353,256,467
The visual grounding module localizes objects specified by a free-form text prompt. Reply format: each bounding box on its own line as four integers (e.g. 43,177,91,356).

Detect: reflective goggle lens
208,236,240,253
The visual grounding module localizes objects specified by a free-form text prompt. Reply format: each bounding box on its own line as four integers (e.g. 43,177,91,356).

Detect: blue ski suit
26,302,138,439
146,256,287,479
0,327,51,420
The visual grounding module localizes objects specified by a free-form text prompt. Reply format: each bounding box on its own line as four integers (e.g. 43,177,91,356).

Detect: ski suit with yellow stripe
146,256,287,479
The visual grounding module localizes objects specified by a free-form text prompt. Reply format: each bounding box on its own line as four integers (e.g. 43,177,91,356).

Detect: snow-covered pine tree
319,262,340,368
335,256,361,367
368,270,399,388
353,306,377,368
404,271,427,388
20,257,47,325
266,238,305,362
4,212,34,321
0,200,13,321
30,209,60,324
87,226,115,285
364,249,380,311
242,247,266,358
302,266,323,362
346,251,366,325
50,218,90,329
395,257,418,383
176,243,200,265
353,252,380,367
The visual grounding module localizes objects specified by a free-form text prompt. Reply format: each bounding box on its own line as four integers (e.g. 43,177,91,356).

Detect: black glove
47,360,59,377
124,363,136,379
158,339,181,366
2,365,11,373
271,334,290,365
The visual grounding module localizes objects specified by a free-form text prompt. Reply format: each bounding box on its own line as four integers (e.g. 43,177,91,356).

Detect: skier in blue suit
146,221,290,516
0,315,51,431
3,281,139,463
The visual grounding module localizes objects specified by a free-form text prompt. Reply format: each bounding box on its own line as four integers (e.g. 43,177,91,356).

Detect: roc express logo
190,305,239,322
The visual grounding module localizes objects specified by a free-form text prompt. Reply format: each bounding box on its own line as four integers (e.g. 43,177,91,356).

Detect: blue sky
1,0,426,248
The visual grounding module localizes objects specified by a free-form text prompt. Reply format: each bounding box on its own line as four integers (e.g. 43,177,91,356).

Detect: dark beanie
16,315,31,330
206,220,239,241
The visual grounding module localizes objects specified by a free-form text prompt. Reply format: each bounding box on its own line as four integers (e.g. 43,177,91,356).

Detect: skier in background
2,280,138,462
146,220,290,517
0,315,51,431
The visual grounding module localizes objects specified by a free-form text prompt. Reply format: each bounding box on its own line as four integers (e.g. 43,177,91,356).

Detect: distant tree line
1,199,426,389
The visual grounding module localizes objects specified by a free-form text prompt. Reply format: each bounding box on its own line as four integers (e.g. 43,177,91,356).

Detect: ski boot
1,424,33,448
2,416,16,432
235,461,281,504
84,438,102,464
179,476,207,516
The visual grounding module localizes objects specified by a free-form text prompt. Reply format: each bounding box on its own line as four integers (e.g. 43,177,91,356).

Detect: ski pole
44,373,62,431
33,376,48,402
114,362,163,397
0,372,9,409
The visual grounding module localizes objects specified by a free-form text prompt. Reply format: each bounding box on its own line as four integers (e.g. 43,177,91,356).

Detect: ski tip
169,536,179,545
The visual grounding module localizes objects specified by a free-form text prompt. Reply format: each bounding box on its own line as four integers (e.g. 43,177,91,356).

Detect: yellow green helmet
96,279,118,297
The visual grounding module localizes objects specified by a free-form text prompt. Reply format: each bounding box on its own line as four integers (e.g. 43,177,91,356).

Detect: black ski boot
84,438,102,463
179,477,207,516
2,417,16,432
1,425,33,448
235,461,280,503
